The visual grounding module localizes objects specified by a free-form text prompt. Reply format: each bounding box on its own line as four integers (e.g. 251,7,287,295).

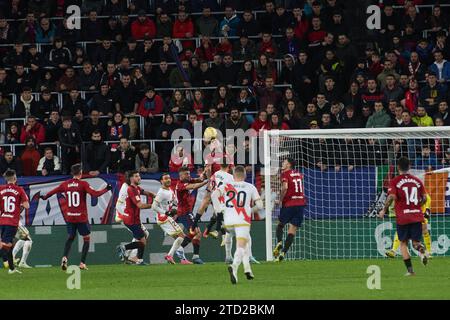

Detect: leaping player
212,166,263,284
191,127,230,239
152,173,194,265
41,164,111,270
378,157,429,276
273,158,307,262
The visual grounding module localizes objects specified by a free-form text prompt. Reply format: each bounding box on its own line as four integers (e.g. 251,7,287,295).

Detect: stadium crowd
0,0,449,176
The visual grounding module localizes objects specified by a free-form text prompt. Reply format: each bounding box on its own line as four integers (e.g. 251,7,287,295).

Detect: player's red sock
192,239,200,256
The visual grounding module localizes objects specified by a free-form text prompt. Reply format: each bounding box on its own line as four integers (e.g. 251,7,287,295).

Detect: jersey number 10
67,191,81,207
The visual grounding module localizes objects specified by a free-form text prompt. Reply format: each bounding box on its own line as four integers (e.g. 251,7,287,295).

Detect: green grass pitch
1,258,450,299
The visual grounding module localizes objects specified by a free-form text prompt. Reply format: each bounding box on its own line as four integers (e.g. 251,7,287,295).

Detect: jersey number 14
402,186,418,206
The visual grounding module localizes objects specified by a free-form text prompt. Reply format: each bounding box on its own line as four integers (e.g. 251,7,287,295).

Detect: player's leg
12,239,25,264
78,223,92,269
422,221,432,257
162,218,191,264
277,206,304,262
411,222,427,266
247,236,260,264
20,240,32,267
62,223,77,271
193,191,211,231
205,192,221,238
386,232,400,258
120,225,145,263
397,224,414,275
186,214,204,264
274,208,288,258
236,227,253,280
0,226,20,273
224,231,233,264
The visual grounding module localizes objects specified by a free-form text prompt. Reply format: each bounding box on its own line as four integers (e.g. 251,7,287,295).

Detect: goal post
263,127,450,261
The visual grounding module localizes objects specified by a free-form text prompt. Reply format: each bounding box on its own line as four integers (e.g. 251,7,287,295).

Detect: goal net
263,127,450,261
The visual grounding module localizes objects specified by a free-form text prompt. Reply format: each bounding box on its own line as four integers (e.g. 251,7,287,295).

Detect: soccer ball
204,127,218,142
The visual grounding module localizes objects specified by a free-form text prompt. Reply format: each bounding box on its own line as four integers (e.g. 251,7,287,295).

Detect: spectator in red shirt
20,115,46,144
131,10,156,40
172,11,194,50
20,137,41,176
137,86,164,118
194,36,216,62
269,113,290,130
251,110,270,134
169,146,194,173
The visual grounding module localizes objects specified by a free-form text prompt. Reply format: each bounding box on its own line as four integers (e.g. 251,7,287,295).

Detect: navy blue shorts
177,214,194,230
67,222,91,238
125,224,145,240
0,225,18,244
397,222,422,242
279,206,305,227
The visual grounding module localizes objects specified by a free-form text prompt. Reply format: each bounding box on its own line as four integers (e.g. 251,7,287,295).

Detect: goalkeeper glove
424,208,431,220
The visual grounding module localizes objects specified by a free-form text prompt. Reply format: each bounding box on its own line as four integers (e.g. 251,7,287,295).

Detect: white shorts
15,226,30,241
157,216,183,237
224,224,251,241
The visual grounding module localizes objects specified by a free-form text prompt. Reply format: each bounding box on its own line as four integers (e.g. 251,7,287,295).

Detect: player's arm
40,183,64,200
85,183,112,197
141,189,156,199
378,194,395,218
251,187,263,213
280,179,288,203
185,179,209,191
129,189,153,210
211,187,225,213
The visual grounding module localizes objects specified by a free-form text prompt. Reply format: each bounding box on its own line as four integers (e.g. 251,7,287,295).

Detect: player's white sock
242,245,252,274
168,237,184,257
225,233,233,260
232,247,245,270
12,240,25,260
247,236,253,257
21,240,32,264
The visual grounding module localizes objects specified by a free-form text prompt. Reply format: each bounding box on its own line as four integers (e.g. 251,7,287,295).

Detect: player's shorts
67,222,91,238
177,213,194,230
125,224,146,240
0,225,18,244
224,224,250,242
157,217,183,237
397,222,422,242
279,206,305,227
15,225,31,241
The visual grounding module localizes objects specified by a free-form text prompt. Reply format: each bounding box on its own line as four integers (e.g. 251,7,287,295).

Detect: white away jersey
209,170,234,192
115,183,129,216
218,181,261,226
153,187,177,222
